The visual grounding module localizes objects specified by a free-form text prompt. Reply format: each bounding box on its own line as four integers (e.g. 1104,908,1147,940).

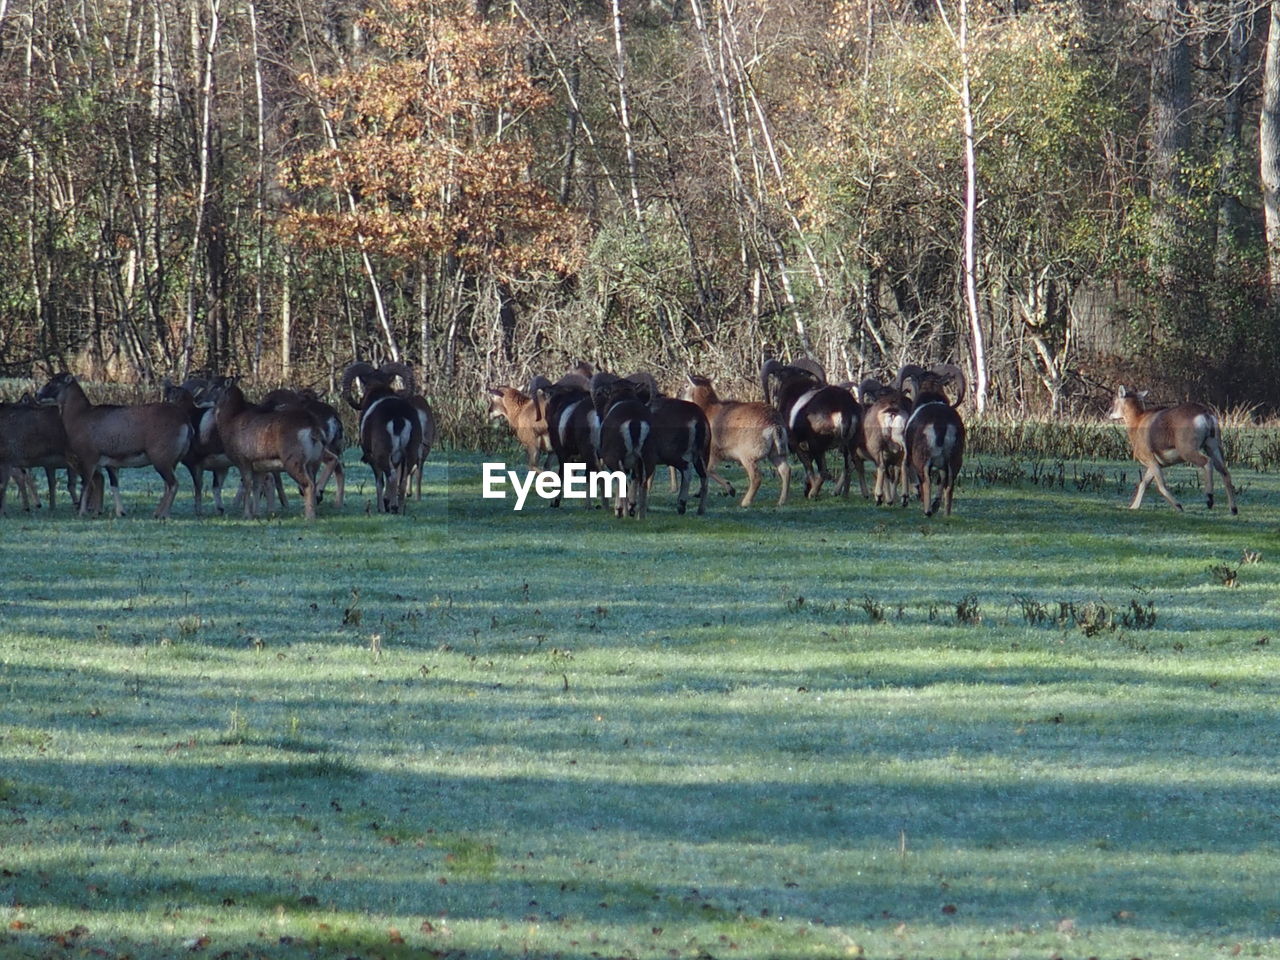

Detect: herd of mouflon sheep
0,359,1238,520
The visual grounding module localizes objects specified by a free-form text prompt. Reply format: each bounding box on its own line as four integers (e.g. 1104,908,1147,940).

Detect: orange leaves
281,2,583,278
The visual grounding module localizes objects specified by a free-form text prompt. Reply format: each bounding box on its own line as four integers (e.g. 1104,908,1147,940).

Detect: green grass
2,446,1279,959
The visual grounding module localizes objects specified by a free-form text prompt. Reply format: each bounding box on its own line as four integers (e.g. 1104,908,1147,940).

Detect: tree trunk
957,0,987,414
610,0,644,225
935,0,988,413
1216,0,1250,267
1262,2,1280,300
1149,0,1192,285
184,0,222,376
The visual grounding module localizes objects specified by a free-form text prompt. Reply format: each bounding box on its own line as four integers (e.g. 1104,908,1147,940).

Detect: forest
3,0,1280,422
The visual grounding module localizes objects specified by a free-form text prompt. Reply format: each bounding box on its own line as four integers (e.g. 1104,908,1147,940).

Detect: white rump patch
558,401,581,446
360,396,396,438
789,389,820,430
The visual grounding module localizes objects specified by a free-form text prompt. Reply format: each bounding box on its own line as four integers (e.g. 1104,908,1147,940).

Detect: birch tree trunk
248,0,267,376
957,0,987,414
936,0,988,413
183,0,222,376
1262,2,1280,300
610,0,644,225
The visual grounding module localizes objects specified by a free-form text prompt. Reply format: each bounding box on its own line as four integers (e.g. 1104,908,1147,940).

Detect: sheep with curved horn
378,361,434,501
531,372,603,508
901,361,966,517
592,374,655,518
1109,385,1238,514
624,370,710,516
342,362,422,514
761,357,861,499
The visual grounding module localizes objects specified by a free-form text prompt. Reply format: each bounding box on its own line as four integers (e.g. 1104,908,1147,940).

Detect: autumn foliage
282,0,585,278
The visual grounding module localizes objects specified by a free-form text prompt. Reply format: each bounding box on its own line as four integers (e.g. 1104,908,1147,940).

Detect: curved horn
792,356,827,383
341,361,380,409
857,377,884,405
588,371,620,396
527,374,555,422
625,370,660,401
894,363,927,397
931,362,967,408
760,358,783,405
380,360,417,395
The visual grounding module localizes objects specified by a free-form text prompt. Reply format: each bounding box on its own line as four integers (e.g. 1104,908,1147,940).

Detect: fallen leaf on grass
48,925,90,947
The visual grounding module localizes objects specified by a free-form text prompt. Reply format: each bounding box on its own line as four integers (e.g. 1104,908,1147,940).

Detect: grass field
1,442,1279,959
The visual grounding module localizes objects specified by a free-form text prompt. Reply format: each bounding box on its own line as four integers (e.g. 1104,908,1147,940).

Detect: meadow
1,435,1279,960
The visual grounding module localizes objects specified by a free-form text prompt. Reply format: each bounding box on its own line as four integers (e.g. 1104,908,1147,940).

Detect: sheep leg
108,469,127,517
739,459,762,507
774,456,791,507
693,454,708,516
331,458,346,509
942,468,956,516
674,461,691,515
636,467,650,519
187,463,205,515
396,461,412,513
210,466,228,515
153,464,180,519
834,447,852,498
708,467,735,498
315,451,338,503
802,450,823,500
42,465,58,509
13,468,37,511
1146,464,1182,511
284,460,317,520
77,469,105,516
1208,444,1238,514
242,472,259,518
854,453,871,498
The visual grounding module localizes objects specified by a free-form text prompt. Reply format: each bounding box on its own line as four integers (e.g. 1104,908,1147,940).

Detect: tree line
3,0,1280,422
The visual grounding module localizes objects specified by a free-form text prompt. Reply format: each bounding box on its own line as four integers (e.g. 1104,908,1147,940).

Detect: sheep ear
1138,390,1150,401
